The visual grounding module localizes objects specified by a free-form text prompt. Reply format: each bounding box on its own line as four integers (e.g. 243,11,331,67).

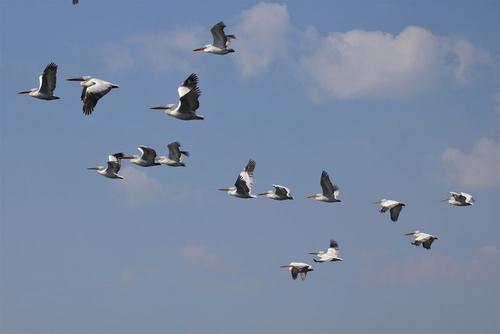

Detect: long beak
18,90,31,94
258,192,268,196
121,156,133,160
440,198,449,202
309,252,320,255
404,232,415,236
87,167,99,170
149,106,167,110
279,265,291,268
193,47,205,52
66,77,86,81
307,195,315,199
218,188,230,192
372,200,381,204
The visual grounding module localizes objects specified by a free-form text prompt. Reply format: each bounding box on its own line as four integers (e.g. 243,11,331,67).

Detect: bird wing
178,87,201,114
300,271,308,281
234,160,256,195
167,141,182,161
210,21,228,48
329,240,339,250
320,171,338,197
138,146,157,163
273,184,289,197
107,156,121,174
73,0,79,4
177,73,198,98
291,267,299,280
461,192,473,203
38,63,57,95
422,238,435,250
82,82,110,115
389,204,404,222
451,192,466,203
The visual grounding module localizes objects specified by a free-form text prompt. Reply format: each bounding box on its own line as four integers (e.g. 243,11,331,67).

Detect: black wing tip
321,170,329,177
113,152,125,159
46,62,58,68
330,240,339,248
82,106,93,115
185,73,199,84
246,159,256,169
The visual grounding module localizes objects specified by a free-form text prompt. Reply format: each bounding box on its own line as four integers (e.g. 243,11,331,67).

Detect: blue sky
1,1,499,333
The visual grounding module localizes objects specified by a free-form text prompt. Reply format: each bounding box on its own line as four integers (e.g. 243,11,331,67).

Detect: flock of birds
19,9,476,281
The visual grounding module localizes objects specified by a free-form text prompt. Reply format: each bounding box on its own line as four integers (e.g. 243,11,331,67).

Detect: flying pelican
218,160,256,198
307,171,341,202
18,63,60,100
156,141,190,167
373,199,405,222
193,21,235,55
404,231,438,250
442,192,474,206
124,146,161,167
309,240,343,263
280,262,314,281
67,76,119,115
150,73,203,120
258,185,293,200
87,153,124,179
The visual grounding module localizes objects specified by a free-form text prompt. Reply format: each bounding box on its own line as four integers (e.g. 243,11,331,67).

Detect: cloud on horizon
442,137,500,189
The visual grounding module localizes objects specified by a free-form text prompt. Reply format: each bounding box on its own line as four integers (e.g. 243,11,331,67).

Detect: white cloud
101,26,204,74
115,167,164,207
179,244,220,270
478,245,498,257
233,2,290,77
298,25,490,100
442,137,500,188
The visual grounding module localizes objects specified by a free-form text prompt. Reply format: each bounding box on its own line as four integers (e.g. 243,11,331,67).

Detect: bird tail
181,151,190,157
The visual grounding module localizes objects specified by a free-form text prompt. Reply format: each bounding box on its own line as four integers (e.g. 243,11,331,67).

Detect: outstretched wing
422,238,435,250
39,63,57,95
389,204,404,222
210,21,228,48
179,86,201,114
167,142,182,161
138,146,157,163
300,271,308,281
234,160,256,195
177,73,199,98
291,267,299,280
82,82,109,115
273,185,289,197
451,192,466,203
320,171,338,197
106,154,121,174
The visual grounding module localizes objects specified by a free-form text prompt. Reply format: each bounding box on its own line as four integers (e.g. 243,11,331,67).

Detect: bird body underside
31,92,60,100
311,194,340,202
166,110,204,120
155,157,185,167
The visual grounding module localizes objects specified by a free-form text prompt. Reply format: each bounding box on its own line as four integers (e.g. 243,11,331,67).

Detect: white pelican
442,192,474,206
124,146,161,167
67,76,119,115
193,21,235,55
404,231,438,250
373,199,405,222
310,240,343,263
258,185,293,200
18,63,60,100
150,73,203,120
87,153,124,179
218,160,256,198
280,262,314,281
307,171,341,202
156,141,190,167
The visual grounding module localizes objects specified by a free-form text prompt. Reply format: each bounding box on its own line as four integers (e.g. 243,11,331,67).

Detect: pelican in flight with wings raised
405,231,439,250
373,199,405,222
150,73,203,120
259,185,293,200
67,76,118,115
280,262,314,281
442,192,474,206
87,153,125,179
124,146,161,167
18,63,60,100
194,21,235,55
219,160,256,198
308,171,341,202
156,141,190,167
310,240,343,263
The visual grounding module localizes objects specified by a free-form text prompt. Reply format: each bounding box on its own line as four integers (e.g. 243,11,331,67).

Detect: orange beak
193,47,205,52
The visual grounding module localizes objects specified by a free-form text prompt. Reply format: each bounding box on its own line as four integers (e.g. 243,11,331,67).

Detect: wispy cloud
442,137,500,189
113,167,203,207
118,268,139,288
179,244,220,270
101,26,205,74
232,2,291,77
